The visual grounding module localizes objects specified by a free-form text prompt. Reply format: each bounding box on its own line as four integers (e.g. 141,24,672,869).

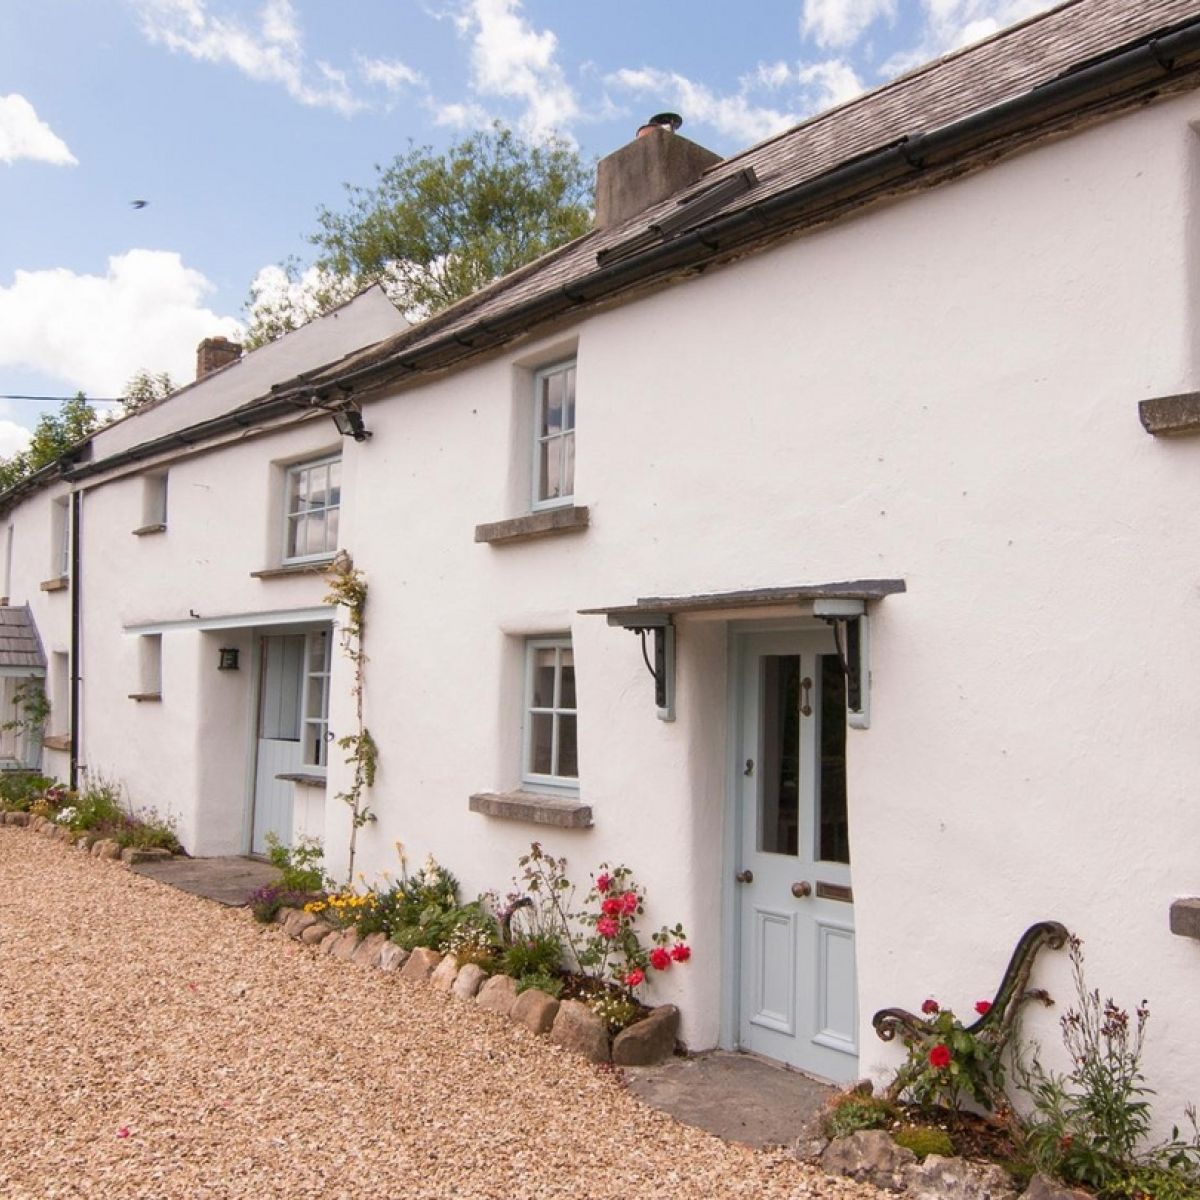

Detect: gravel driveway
0,828,880,1200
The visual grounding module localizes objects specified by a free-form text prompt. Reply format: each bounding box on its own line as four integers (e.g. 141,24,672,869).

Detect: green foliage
0,393,99,493
0,772,54,811
1,680,50,736
515,971,563,999
243,124,593,345
897,1002,1006,1114
111,810,181,853
120,370,174,415
501,932,563,981
588,990,641,1034
66,779,124,830
265,833,326,893
821,1092,901,1140
894,1126,956,1160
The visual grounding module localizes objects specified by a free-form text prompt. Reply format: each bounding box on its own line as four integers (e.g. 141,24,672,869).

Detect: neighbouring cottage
2,0,1199,1125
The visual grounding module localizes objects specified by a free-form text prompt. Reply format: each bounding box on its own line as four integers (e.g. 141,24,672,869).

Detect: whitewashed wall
327,89,1200,1125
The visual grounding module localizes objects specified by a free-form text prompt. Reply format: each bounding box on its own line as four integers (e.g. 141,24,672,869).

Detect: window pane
325,505,339,552
563,367,576,432
287,514,304,558
306,680,327,720
309,631,328,671
306,512,326,556
541,373,563,437
560,651,576,708
291,468,308,510
538,439,561,502
308,466,327,511
759,655,801,856
817,654,850,864
328,459,341,506
561,432,575,498
532,648,557,707
557,714,578,777
529,712,554,775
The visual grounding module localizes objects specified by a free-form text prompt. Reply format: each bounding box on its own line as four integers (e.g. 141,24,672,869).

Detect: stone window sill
251,560,333,579
132,523,167,537
40,576,69,593
474,505,589,546
1140,393,1200,436
128,692,162,703
1170,898,1200,939
276,772,327,788
41,734,71,752
469,789,592,829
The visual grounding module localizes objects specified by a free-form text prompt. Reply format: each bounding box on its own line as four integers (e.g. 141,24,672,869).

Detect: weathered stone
904,1155,1017,1200
1169,897,1200,940
378,943,410,972
351,932,389,968
822,1131,917,1192
120,846,174,865
399,947,442,984
476,974,519,1017
451,963,488,1000
300,922,334,946
330,930,361,962
93,839,121,861
4,811,30,826
612,1004,680,1066
283,910,318,938
430,954,459,992
511,987,560,1035
1021,1173,1093,1200
548,999,610,1063
57,825,74,842
319,927,345,955
274,906,299,926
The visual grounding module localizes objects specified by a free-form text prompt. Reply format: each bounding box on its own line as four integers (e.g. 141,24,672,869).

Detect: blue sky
0,0,1055,452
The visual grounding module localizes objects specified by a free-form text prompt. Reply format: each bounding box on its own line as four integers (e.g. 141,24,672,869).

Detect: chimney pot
196,336,243,380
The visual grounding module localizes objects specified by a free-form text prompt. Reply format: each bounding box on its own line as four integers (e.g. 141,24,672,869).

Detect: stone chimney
196,336,242,380
595,113,723,230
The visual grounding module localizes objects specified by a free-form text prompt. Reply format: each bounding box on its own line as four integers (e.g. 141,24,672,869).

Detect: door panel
735,629,858,1081
250,634,306,854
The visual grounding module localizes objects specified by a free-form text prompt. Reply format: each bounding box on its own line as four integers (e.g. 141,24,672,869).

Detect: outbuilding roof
0,606,46,673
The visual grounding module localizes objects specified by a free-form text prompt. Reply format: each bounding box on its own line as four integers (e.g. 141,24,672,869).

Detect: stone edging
272,904,681,1066
1,809,180,865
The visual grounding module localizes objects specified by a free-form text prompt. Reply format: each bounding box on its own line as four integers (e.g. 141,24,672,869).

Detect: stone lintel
1169,897,1200,939
1139,393,1200,436
475,505,589,546
39,576,69,593
469,789,592,828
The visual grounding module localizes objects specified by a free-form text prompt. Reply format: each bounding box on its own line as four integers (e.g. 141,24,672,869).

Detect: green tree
244,124,593,347
120,369,174,415
0,392,100,493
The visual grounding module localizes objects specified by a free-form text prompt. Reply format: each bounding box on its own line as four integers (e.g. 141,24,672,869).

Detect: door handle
735,869,754,884
791,880,812,898
800,677,813,717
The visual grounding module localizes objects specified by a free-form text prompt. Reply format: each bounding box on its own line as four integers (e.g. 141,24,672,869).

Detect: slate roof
0,607,46,671
293,0,1200,395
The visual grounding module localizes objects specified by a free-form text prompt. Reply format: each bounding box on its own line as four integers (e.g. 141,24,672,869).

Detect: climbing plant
2,680,50,739
324,552,377,881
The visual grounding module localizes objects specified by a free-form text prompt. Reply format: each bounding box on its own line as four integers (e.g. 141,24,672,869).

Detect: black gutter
279,16,1200,403
69,488,81,790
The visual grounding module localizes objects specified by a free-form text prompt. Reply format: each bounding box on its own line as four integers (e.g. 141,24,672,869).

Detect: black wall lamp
332,408,372,442
217,647,240,671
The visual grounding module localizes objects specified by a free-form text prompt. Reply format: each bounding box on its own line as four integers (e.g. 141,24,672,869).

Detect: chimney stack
595,113,722,230
196,336,242,380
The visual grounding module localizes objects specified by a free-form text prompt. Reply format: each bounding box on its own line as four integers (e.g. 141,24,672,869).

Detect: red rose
596,873,611,894
621,892,638,915
921,998,940,1015
929,1043,952,1069
596,917,618,939
670,943,691,963
975,1000,992,1016
601,897,622,916
624,968,645,987
649,946,671,971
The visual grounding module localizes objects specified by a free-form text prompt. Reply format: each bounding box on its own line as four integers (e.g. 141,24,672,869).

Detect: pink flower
670,943,691,963
921,998,940,1015
929,1044,952,1069
601,897,622,916
596,873,611,894
649,946,671,971
116,1127,131,1139
624,968,645,987
596,917,618,939
975,1000,992,1016
621,892,638,915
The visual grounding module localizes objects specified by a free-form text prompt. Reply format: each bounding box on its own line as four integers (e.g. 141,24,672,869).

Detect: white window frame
143,471,168,528
300,629,333,770
283,454,341,565
53,498,70,579
521,635,579,792
530,359,576,512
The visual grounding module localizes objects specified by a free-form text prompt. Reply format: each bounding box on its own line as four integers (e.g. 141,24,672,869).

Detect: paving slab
127,854,279,905
625,1049,833,1148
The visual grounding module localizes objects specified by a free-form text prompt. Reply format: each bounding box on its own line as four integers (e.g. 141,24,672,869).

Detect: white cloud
802,0,897,49
0,421,32,459
607,67,796,146
0,250,242,395
797,59,865,109
358,56,424,92
131,0,364,115
883,0,1057,76
430,99,493,129
0,95,77,167
454,0,579,141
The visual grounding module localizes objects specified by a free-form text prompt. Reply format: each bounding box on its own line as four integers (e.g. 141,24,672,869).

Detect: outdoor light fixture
217,647,240,671
332,409,372,442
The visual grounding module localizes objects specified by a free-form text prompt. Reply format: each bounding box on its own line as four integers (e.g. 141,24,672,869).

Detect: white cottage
4,0,1200,1116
